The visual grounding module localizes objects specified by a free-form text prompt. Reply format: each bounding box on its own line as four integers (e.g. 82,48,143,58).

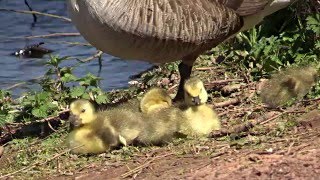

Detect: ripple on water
0,0,152,97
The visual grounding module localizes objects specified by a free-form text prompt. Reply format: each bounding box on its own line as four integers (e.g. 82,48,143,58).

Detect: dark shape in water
11,42,53,58
24,0,37,24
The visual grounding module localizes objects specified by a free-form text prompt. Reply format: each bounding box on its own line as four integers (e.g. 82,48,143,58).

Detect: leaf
45,102,58,111
78,73,101,87
70,86,86,98
0,90,11,99
37,92,51,102
60,67,73,74
47,55,70,67
32,107,48,118
95,94,109,104
26,95,36,101
61,73,78,83
0,114,7,126
81,93,91,100
4,114,15,124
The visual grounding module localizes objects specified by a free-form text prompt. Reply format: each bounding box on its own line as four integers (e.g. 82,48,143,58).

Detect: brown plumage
67,0,295,100
260,66,318,107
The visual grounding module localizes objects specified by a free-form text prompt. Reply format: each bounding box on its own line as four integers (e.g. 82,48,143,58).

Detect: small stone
161,78,170,86
213,55,225,64
266,148,273,153
0,146,4,158
248,154,260,162
170,74,179,81
221,84,243,95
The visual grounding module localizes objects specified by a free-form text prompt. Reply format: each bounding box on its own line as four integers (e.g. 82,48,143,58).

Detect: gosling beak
192,96,201,105
69,114,82,127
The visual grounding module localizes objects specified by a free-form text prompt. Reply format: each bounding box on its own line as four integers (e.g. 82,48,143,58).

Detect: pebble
0,146,4,158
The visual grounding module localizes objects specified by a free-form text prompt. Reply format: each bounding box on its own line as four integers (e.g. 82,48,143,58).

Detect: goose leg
174,60,194,102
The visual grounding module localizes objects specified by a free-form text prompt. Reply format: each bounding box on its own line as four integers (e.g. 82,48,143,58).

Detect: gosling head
69,99,97,127
184,77,208,106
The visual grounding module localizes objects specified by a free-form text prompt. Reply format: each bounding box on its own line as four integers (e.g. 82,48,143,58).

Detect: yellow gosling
67,99,118,154
140,88,172,114
179,77,220,136
136,88,179,144
137,107,181,145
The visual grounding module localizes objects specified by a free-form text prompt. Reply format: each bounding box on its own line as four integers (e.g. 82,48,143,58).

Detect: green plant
0,55,111,124
217,3,319,79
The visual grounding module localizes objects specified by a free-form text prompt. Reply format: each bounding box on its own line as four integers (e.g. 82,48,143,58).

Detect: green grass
0,1,319,178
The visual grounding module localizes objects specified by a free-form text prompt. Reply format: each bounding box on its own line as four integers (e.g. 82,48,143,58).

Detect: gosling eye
81,109,86,113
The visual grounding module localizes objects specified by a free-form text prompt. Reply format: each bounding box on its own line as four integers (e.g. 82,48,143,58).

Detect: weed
0,1,319,178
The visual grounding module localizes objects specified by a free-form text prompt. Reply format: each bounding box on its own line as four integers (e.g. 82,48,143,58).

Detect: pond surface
0,0,152,97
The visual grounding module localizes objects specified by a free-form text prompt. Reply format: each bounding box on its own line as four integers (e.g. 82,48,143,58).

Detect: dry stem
121,153,173,178
0,8,71,22
0,146,82,178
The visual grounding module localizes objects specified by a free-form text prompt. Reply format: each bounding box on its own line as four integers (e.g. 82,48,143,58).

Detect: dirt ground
63,130,320,180
2,65,320,179
60,112,320,180
63,66,320,180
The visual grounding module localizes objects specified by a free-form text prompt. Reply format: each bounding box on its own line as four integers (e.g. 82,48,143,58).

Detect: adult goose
67,0,295,100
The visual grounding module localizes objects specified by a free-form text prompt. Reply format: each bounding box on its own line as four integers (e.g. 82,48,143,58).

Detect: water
0,0,152,97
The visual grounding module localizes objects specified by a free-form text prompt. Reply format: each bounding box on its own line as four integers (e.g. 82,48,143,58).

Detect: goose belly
67,0,196,63
67,0,241,63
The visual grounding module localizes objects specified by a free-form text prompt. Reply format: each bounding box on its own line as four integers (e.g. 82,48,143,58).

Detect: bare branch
0,8,71,22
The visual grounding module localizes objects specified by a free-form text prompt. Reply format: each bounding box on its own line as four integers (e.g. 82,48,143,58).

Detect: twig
47,121,58,132
210,111,285,138
0,8,71,22
76,51,103,63
195,67,214,71
0,146,81,178
221,84,244,94
210,122,256,138
120,153,173,178
210,150,228,159
211,108,306,138
7,109,69,126
5,82,27,91
205,79,243,87
168,84,179,93
286,142,295,155
1,109,69,144
301,97,320,102
217,106,265,117
240,68,251,84
24,33,80,39
213,98,240,108
260,112,285,125
267,132,320,145
5,75,43,90
47,41,91,47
